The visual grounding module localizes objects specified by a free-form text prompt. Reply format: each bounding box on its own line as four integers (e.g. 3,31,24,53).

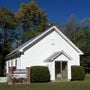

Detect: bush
71,66,85,81
30,66,50,83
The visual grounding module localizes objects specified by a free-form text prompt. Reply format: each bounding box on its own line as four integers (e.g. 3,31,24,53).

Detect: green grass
0,75,90,90
0,81,90,90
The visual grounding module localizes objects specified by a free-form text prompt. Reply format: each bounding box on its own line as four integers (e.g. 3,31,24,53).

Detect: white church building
5,25,83,81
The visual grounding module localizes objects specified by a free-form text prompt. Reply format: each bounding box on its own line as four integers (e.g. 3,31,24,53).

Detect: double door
55,61,67,80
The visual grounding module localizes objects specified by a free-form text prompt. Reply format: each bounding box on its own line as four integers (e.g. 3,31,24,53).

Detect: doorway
55,61,67,80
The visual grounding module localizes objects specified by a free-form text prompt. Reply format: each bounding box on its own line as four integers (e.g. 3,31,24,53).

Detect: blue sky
0,0,90,24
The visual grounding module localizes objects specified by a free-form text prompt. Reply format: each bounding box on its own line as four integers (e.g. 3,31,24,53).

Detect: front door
55,61,67,80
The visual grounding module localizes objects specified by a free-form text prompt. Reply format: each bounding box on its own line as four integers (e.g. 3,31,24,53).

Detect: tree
0,7,16,76
79,27,90,73
80,18,90,27
64,15,90,73
15,0,48,44
0,7,16,52
64,14,79,43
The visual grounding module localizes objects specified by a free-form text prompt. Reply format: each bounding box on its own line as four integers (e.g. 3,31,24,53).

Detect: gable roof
6,25,83,60
44,50,72,62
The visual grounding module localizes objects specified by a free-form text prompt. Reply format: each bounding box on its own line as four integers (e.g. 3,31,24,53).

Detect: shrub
30,66,50,83
71,66,85,81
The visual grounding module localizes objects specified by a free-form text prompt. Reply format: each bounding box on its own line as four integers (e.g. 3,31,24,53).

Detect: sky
0,0,90,24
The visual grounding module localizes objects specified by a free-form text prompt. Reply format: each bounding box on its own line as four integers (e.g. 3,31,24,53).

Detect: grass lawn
0,75,90,90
